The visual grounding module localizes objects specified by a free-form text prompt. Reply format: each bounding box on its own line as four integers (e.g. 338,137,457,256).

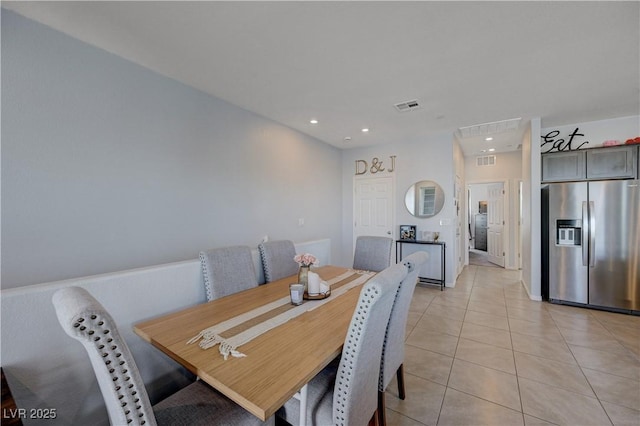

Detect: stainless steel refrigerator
543,179,640,313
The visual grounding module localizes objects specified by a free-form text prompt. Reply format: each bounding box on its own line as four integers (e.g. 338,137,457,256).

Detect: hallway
468,249,498,268
384,265,640,425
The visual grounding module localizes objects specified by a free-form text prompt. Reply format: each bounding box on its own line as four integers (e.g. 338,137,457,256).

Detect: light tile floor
385,265,640,426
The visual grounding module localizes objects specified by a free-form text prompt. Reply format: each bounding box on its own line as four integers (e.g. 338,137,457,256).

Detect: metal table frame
396,240,445,291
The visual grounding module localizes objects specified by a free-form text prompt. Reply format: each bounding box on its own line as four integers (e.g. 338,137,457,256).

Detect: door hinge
503,251,505,257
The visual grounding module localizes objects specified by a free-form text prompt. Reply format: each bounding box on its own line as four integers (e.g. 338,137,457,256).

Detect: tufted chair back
352,236,393,272
376,251,428,425
379,251,428,391
332,262,408,425
199,245,258,301
258,240,298,283
52,287,157,426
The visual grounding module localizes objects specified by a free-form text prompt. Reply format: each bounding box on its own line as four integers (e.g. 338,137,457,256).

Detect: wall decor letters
541,127,589,153
355,155,396,175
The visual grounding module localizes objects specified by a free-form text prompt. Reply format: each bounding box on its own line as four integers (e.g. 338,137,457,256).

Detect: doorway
468,182,506,268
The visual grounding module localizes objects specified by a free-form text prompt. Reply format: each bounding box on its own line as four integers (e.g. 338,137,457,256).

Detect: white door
487,182,505,267
353,176,394,245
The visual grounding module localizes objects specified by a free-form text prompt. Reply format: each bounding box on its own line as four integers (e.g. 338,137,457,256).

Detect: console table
396,240,445,291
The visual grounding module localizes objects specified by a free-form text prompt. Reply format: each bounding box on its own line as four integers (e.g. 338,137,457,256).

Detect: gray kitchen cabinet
542,151,586,182
586,145,637,180
542,145,638,183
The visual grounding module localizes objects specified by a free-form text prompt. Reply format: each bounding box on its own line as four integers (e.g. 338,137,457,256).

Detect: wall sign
541,127,590,154
355,155,396,175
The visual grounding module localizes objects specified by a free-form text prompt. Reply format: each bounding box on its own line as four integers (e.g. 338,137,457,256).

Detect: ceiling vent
394,99,421,112
458,117,521,138
476,155,496,167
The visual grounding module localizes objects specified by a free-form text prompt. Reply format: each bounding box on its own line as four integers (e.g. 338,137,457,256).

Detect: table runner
188,270,375,359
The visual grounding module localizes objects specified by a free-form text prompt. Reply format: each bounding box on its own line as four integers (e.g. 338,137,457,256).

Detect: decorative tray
304,290,331,300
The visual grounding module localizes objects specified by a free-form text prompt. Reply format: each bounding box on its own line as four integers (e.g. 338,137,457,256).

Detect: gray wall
1,10,343,288
341,134,457,285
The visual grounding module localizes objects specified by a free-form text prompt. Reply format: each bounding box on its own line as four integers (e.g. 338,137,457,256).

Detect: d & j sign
355,155,396,175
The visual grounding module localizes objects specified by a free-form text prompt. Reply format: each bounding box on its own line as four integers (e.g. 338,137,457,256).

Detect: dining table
133,265,375,423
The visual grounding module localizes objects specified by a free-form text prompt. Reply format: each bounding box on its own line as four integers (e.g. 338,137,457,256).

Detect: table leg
299,384,308,426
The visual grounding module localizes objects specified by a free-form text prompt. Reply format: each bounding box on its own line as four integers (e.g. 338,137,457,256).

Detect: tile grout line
504,283,528,426
547,306,616,426
434,265,478,425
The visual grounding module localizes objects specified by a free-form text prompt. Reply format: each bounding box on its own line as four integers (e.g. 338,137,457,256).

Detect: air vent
394,99,421,112
458,117,521,138
476,155,496,166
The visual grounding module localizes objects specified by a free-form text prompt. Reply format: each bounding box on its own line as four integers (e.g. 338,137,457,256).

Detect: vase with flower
293,253,319,293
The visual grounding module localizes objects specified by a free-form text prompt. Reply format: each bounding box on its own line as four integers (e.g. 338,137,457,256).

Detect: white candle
290,284,304,305
307,271,321,295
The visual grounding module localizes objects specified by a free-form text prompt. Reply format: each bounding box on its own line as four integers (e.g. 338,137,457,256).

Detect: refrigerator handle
589,201,596,267
582,201,589,266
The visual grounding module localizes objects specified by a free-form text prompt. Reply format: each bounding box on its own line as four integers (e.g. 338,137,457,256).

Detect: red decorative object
624,137,640,145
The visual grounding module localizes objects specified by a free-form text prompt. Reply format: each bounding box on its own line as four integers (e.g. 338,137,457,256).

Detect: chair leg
368,409,379,426
378,390,386,426
396,364,406,400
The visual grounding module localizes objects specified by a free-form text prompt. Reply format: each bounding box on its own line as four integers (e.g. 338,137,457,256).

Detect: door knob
387,231,392,235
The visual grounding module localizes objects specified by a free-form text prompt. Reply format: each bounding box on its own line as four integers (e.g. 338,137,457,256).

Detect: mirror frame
404,180,445,218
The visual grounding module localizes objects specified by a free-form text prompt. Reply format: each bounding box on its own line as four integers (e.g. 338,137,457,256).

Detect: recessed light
488,148,496,152
361,128,369,133
485,137,493,141
344,137,352,142
310,119,318,124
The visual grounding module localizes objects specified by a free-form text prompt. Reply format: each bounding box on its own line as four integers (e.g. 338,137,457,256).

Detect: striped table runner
188,270,375,359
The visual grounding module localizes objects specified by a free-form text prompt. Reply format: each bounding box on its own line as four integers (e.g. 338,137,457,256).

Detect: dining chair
200,245,258,301
378,251,428,426
51,286,273,426
352,236,393,272
258,240,298,283
277,262,408,426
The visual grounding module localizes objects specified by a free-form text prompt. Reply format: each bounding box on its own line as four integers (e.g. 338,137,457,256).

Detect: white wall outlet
298,218,305,227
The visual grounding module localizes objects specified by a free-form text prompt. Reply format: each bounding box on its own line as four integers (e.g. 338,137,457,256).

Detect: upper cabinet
542,151,586,182
542,145,638,183
585,146,637,180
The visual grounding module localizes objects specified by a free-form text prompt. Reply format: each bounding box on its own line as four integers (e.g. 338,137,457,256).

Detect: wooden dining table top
133,265,370,421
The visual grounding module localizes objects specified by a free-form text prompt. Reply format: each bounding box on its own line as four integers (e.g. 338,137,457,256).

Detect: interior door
487,182,506,267
354,176,394,246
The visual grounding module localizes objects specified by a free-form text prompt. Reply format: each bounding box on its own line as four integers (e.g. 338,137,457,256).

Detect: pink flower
294,253,319,267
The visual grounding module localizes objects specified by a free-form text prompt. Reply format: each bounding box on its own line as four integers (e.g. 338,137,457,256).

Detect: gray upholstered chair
258,240,299,283
378,251,428,426
52,286,272,426
200,245,258,301
352,236,393,272
277,262,408,426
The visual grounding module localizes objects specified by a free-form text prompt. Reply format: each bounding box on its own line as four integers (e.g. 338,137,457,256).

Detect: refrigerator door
548,182,588,304
588,180,640,311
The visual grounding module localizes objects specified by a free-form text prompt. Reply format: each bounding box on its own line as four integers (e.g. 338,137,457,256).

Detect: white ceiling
4,1,639,156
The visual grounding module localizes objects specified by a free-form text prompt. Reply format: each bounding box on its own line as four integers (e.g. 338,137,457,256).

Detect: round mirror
405,180,445,218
